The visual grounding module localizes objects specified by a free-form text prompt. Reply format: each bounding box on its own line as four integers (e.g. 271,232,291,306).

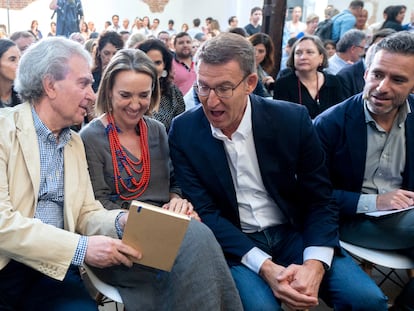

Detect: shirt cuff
115,211,127,239
357,194,377,213
303,246,334,269
71,235,88,266
241,247,272,274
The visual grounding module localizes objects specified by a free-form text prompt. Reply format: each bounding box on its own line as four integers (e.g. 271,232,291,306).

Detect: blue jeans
0,260,97,311
231,224,388,311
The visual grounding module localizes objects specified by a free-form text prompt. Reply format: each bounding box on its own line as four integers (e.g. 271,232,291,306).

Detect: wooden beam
262,0,286,77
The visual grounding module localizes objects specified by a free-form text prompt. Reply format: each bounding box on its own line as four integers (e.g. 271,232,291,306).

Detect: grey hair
374,31,414,56
336,29,366,53
14,37,92,103
195,32,256,76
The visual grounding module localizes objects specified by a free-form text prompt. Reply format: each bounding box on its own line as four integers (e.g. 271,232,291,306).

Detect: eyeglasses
194,74,249,99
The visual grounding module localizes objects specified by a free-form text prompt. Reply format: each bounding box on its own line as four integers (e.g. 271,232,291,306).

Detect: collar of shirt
174,54,194,72
31,105,71,147
364,99,411,130
211,97,251,141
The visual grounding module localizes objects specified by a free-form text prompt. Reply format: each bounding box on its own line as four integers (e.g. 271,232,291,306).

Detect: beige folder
122,200,190,271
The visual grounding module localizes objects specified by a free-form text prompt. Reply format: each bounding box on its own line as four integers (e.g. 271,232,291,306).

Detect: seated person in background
0,37,140,311
279,36,297,73
0,39,21,108
80,48,242,311
274,35,345,119
324,40,336,58
337,28,396,98
314,31,414,258
169,32,387,311
248,32,275,98
92,31,124,92
325,29,367,75
138,39,185,132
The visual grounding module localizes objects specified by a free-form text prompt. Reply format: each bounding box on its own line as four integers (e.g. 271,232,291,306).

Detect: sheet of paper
366,205,414,217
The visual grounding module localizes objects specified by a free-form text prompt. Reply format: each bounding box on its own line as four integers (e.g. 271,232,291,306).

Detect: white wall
1,0,411,36
0,0,263,35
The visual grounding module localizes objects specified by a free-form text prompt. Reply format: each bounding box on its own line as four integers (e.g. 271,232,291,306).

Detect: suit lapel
63,139,78,231
344,97,367,184
198,113,238,209
16,104,40,196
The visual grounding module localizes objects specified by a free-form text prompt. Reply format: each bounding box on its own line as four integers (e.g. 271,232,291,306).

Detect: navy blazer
336,59,366,99
314,93,414,217
169,94,339,265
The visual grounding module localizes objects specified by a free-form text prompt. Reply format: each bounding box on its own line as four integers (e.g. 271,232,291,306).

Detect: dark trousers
391,278,414,311
0,260,97,311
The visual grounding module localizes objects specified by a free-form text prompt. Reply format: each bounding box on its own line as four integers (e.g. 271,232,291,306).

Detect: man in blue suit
314,31,414,311
169,32,386,311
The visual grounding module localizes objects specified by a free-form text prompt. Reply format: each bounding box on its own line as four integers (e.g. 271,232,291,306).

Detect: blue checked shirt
32,107,87,266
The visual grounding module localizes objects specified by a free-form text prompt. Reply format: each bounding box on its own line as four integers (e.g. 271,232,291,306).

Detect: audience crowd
1,1,414,310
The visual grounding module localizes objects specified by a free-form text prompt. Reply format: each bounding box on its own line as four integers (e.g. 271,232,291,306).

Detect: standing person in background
108,14,121,33
0,39,21,108
187,18,203,38
29,20,43,41
227,16,238,30
79,21,89,40
331,0,364,42
87,20,96,33
141,16,151,36
181,23,189,33
244,7,262,36
150,18,160,37
355,9,369,32
381,5,407,32
274,35,345,119
121,18,130,32
166,19,177,36
49,0,84,38
286,6,306,38
48,21,57,37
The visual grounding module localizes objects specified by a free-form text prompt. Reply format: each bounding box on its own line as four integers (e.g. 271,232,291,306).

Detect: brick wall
0,0,36,10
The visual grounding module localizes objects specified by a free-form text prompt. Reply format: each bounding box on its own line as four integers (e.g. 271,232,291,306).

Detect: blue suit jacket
169,94,339,265
336,59,366,99
314,93,414,217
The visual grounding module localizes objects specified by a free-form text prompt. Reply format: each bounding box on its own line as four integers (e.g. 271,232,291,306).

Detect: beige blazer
0,103,120,280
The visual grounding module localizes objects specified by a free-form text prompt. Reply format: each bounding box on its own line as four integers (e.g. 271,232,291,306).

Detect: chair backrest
82,264,123,303
340,241,414,269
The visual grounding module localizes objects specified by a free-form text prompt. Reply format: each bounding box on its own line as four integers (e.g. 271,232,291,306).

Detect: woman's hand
162,197,201,221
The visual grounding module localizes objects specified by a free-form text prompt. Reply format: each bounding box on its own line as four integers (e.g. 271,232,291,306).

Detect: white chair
82,265,123,309
340,240,414,287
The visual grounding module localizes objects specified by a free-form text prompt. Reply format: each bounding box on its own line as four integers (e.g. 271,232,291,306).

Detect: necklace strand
106,113,151,200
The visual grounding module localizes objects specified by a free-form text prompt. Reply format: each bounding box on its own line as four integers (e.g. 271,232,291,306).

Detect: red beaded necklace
106,113,151,200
